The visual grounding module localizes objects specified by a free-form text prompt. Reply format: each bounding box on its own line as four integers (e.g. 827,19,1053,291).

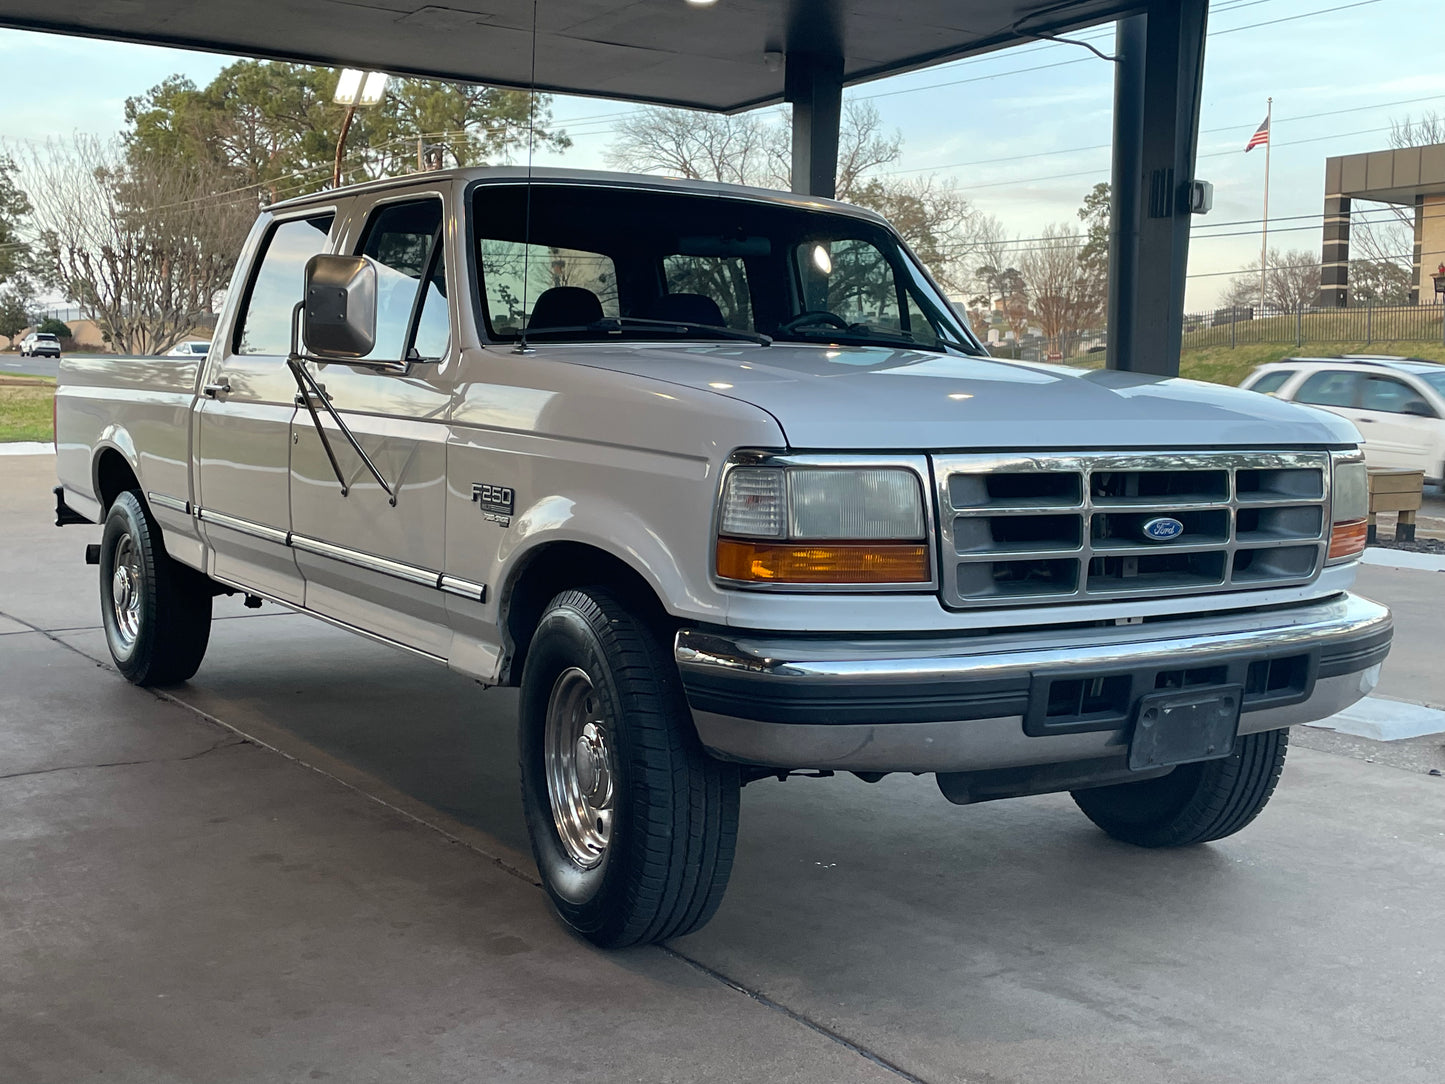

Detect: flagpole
1260,96,1272,312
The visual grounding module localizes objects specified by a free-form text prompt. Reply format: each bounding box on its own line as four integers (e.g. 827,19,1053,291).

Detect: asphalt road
2,451,1444,1084
0,354,60,378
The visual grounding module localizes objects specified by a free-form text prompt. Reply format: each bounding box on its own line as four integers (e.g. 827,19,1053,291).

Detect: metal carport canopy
0,0,1209,377
0,0,1136,112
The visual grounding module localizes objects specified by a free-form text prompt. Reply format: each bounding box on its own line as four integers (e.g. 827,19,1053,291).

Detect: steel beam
785,52,843,199
1106,0,1209,374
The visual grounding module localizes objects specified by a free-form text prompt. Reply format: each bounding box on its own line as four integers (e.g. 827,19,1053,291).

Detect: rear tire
1071,728,1288,847
99,491,213,686
518,586,740,948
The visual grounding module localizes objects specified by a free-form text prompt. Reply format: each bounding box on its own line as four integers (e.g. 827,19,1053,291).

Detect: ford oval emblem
1142,516,1185,542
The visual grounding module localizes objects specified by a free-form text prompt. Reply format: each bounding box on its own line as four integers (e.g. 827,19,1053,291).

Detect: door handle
1355,417,1376,424
202,380,231,398
295,384,331,406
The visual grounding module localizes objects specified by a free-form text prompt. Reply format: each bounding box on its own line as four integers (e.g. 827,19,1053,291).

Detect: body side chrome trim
146,492,191,515
197,507,476,598
439,575,488,602
196,507,290,546
289,533,441,589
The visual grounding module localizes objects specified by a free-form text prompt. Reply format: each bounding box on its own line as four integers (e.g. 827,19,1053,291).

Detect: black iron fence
1183,304,1445,350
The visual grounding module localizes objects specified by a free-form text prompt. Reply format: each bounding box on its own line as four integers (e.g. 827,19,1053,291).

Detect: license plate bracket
1128,685,1242,772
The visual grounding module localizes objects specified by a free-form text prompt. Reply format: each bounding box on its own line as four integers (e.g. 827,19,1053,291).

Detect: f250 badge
471,483,515,527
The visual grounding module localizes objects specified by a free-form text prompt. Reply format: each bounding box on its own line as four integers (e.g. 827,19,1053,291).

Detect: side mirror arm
287,302,397,506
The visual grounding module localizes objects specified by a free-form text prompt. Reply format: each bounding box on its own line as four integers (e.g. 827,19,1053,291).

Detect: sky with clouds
1,0,1439,308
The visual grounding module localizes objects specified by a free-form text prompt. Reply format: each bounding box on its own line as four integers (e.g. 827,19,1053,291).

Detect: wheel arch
499,540,670,685
92,442,142,514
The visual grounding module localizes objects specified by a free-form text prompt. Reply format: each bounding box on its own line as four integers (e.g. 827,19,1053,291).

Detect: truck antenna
513,0,539,355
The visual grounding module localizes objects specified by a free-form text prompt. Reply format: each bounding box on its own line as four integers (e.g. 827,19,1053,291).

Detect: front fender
498,491,705,619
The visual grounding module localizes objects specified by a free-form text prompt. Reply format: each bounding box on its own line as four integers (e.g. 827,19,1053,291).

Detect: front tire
99,491,213,686
518,587,740,948
1071,728,1288,847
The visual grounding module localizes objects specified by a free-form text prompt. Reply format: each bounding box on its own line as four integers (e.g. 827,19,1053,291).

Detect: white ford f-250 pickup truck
54,167,1391,947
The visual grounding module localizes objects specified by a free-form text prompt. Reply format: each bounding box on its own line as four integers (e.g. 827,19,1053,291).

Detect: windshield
37,334,57,341
471,183,980,354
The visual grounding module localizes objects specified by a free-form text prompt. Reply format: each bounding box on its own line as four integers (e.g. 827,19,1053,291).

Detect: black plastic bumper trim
1317,626,1392,679
681,673,1030,726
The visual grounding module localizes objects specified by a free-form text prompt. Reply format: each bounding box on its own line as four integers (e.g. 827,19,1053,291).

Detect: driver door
288,194,456,657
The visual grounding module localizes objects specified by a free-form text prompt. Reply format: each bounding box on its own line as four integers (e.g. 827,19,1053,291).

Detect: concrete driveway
3,451,1443,1084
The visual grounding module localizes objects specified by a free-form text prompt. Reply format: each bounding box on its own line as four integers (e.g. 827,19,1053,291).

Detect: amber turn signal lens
716,538,930,584
1328,518,1368,561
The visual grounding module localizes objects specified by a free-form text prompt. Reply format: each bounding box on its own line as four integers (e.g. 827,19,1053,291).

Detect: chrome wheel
544,667,616,869
110,532,144,648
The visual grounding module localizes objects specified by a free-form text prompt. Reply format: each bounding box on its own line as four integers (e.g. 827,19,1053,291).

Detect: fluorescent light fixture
333,69,389,106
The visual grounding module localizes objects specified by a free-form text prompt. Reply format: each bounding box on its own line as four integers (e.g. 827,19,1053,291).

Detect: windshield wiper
774,326,980,356
521,316,772,347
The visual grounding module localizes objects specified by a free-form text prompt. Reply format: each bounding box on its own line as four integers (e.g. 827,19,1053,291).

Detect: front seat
645,292,727,327
528,286,604,329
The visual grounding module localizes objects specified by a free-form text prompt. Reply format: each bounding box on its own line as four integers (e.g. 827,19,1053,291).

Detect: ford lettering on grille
1142,516,1185,541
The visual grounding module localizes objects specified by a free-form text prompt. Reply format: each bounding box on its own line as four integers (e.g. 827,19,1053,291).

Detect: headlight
1328,450,1368,563
716,460,930,586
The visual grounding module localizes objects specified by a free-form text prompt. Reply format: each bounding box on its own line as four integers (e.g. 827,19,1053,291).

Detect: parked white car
1241,356,1445,481
166,340,212,357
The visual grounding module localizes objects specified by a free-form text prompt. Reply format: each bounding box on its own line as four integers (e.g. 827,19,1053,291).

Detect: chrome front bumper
674,593,1392,773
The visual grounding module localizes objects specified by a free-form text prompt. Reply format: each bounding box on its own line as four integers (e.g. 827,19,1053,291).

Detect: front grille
934,452,1331,609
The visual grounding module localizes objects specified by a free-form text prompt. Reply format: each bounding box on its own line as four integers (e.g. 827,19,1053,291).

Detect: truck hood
543,341,1360,450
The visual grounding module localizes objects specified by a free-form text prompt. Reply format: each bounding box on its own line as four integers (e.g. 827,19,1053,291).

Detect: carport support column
1106,0,1209,375
786,52,843,199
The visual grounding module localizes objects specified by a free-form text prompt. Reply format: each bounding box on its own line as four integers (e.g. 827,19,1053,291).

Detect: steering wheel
778,310,850,333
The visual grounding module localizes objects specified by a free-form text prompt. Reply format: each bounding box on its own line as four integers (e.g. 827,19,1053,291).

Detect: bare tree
605,100,982,289
1016,223,1100,357
1226,248,1321,313
1390,111,1445,151
604,106,783,186
1350,214,1414,303
22,135,255,354
967,215,1029,344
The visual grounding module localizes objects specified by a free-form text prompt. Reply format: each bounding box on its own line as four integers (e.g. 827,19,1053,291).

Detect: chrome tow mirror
302,254,377,359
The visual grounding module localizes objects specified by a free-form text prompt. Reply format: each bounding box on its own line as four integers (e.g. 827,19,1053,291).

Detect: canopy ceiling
0,0,1136,111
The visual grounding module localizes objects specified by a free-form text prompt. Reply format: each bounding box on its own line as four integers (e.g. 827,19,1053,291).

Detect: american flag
1245,116,1270,152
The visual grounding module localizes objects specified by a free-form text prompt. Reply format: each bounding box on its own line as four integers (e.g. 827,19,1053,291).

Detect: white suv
1241,356,1445,481
19,332,61,358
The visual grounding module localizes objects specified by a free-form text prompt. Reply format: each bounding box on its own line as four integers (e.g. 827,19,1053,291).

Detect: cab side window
1361,376,1429,415
355,199,450,363
1295,370,1360,408
235,214,336,356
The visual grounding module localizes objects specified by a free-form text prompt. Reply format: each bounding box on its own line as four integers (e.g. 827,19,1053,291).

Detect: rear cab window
355,197,452,363
478,240,619,336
